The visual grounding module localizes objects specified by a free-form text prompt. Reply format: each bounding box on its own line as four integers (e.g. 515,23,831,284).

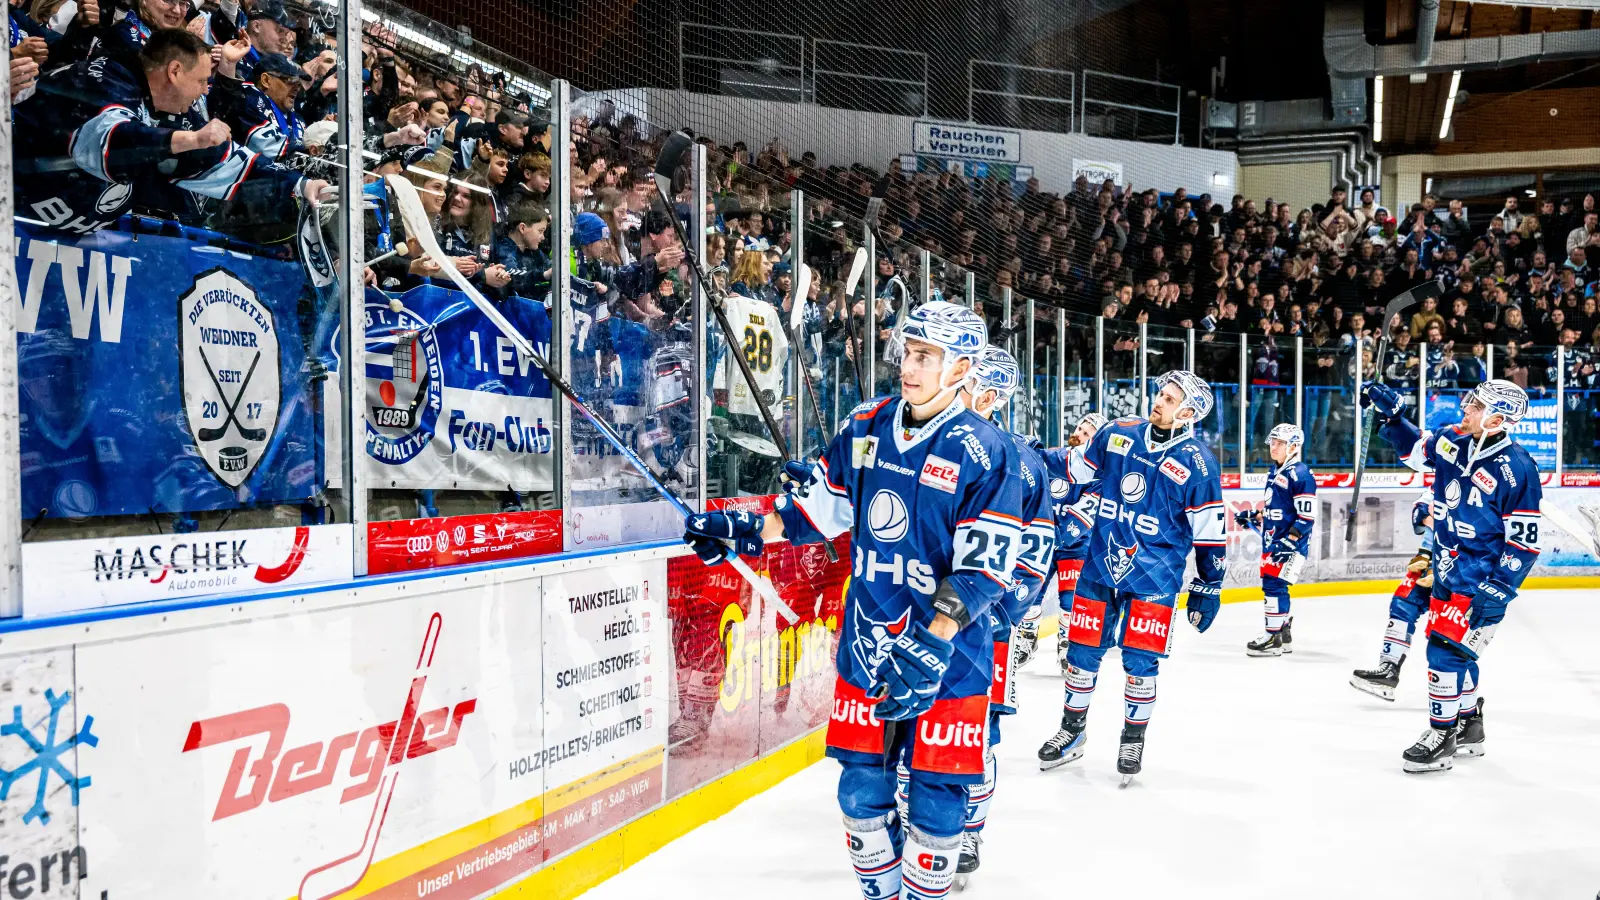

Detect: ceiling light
1438,70,1462,140
1373,76,1384,143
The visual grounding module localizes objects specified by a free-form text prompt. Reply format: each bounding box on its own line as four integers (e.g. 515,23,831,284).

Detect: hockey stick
1345,281,1442,543
652,133,792,463
780,262,839,563
1539,500,1600,558
841,247,870,397
385,174,797,623
196,349,268,442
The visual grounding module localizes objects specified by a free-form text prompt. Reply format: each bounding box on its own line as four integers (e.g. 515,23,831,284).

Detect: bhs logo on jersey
1096,497,1161,536
848,605,911,674
854,546,938,595
1105,533,1140,583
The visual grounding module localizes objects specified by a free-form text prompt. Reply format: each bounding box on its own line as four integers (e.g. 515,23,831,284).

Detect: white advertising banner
541,561,669,791
21,523,354,618
1071,158,1124,186
912,121,1022,162
0,650,89,899
70,579,546,899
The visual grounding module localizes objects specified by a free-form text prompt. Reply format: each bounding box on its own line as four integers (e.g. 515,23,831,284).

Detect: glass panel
1563,343,1600,470
11,1,358,608
1508,344,1559,472
559,90,702,540
356,3,566,571
1059,311,1097,445
800,194,865,441
1244,335,1295,472
1194,331,1242,471
1142,321,1191,418
1303,328,1358,470
1102,315,1140,420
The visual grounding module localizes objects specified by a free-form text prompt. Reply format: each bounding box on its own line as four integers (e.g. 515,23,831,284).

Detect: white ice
580,589,1600,900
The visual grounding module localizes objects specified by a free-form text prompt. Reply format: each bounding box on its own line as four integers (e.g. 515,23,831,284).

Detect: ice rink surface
581,589,1600,900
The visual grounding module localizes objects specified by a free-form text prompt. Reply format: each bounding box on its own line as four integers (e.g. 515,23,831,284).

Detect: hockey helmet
966,346,1021,412
1077,412,1109,434
1154,370,1214,424
888,300,987,369
1267,422,1305,452
1462,379,1528,432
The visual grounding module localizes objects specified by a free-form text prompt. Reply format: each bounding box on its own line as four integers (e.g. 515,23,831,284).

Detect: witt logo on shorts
1056,558,1083,595
1427,593,1472,643
180,268,282,488
911,695,988,775
826,678,885,755
182,612,475,898
365,299,445,465
1067,596,1107,647
1123,599,1175,655
989,640,1011,705
918,455,960,494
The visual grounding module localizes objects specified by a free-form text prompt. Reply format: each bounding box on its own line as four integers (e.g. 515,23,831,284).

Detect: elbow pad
931,579,970,629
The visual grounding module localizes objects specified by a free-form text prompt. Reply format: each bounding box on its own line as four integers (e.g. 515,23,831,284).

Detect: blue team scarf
9,14,21,48
114,9,151,48
266,94,302,154
363,181,392,253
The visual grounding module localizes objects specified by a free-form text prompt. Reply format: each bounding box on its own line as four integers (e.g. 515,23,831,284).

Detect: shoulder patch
1160,457,1190,484
919,454,961,494
852,435,879,469
1108,434,1134,456
1436,435,1459,465
1114,417,1142,426
1498,460,1517,488
851,397,894,421
1471,468,1498,494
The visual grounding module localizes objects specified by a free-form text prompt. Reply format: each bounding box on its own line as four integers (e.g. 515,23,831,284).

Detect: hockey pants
1061,584,1176,727
1422,584,1495,730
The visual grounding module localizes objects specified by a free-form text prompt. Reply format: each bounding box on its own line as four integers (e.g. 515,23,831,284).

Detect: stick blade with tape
844,248,869,297
792,263,812,333
654,130,693,199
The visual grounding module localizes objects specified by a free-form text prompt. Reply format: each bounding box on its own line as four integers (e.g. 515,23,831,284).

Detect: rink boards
0,487,1595,900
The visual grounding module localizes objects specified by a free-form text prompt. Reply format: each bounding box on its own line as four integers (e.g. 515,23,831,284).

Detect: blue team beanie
574,212,611,246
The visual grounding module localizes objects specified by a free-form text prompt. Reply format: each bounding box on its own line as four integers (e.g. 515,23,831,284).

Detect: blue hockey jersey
1262,460,1316,554
1062,417,1227,597
1380,419,1542,600
1000,432,1056,625
1039,445,1096,561
787,395,1028,701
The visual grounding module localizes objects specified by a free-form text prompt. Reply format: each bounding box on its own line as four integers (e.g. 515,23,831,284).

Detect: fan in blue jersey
937,346,1053,887
1235,422,1316,657
1035,370,1226,785
1351,492,1437,701
682,300,1029,900
1361,378,1542,773
1024,412,1106,674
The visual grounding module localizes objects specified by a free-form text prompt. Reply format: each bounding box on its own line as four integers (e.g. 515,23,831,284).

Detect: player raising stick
945,346,1055,887
1234,423,1316,657
683,301,1028,900
1360,379,1541,772
1036,371,1227,785
1016,412,1106,673
1349,493,1435,700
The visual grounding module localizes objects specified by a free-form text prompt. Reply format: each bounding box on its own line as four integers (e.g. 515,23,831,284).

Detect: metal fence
968,60,1076,135
1081,69,1182,145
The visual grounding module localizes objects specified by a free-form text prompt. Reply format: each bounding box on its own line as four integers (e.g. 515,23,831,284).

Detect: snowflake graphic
0,688,97,826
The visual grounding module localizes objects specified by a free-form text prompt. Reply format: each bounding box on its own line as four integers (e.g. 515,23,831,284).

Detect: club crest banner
14,223,318,518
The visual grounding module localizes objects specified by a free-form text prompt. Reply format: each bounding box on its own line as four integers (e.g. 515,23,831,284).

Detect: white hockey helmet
1154,370,1214,425
1462,379,1528,433
966,346,1021,412
1077,411,1109,434
1267,422,1305,459
889,300,988,368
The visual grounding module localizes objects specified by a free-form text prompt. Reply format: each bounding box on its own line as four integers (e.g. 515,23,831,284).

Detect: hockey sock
963,750,996,835
1124,675,1157,726
1427,668,1461,729
900,827,961,900
1459,668,1479,717
844,812,903,900
1379,617,1413,666
895,759,910,827
1064,664,1097,715
1264,587,1289,633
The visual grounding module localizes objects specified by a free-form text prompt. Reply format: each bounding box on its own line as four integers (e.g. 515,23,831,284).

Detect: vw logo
436,530,449,551
1120,472,1147,504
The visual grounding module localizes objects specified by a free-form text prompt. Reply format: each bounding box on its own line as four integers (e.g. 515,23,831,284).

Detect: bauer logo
179,268,282,488
919,455,960,494
867,489,909,542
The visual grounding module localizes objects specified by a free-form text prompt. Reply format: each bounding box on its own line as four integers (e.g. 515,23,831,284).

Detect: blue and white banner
14,223,319,519
361,285,556,491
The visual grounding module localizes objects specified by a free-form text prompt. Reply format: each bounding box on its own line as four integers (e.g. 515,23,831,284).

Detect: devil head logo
1105,533,1139,583
850,606,912,674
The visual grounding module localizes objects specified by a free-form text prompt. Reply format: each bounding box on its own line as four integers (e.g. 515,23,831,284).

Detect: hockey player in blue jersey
682,301,1029,900
1014,412,1105,673
1234,422,1316,657
1360,378,1541,772
944,346,1054,887
1035,371,1227,784
1350,493,1436,701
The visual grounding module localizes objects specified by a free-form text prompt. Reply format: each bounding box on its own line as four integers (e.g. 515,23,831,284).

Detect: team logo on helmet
850,606,912,674
1155,370,1214,422
179,268,282,488
1106,533,1140,583
1268,423,1305,447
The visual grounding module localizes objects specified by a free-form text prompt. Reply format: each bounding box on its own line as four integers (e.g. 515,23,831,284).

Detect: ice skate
1246,631,1284,657
1117,723,1146,787
1456,698,1485,758
1056,634,1071,676
953,831,980,891
1038,710,1087,771
1281,616,1294,653
1350,659,1402,701
1014,621,1039,668
1401,725,1456,773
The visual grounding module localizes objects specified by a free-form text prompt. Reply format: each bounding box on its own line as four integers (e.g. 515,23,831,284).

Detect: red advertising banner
667,495,850,799
368,510,563,574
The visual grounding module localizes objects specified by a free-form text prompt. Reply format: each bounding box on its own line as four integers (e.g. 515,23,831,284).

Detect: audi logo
406,535,435,553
